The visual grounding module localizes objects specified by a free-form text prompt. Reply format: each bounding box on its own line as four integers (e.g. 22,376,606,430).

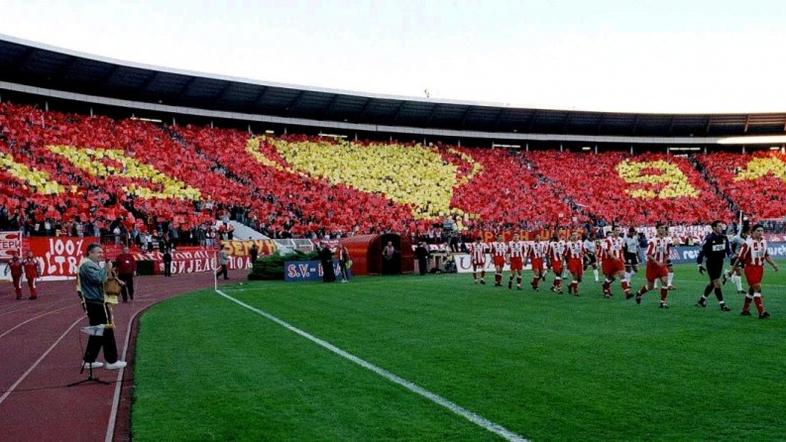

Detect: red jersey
600,237,625,261
469,243,487,262
490,241,508,258
22,258,39,278
549,240,567,261
646,237,672,264
115,253,137,275
738,238,768,267
565,241,584,260
7,258,23,277
508,241,528,259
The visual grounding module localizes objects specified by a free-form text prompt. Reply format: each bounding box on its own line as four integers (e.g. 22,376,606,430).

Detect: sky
1,0,785,113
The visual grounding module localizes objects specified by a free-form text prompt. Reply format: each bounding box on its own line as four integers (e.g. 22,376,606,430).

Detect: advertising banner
284,260,348,281
0,231,22,261
453,254,531,273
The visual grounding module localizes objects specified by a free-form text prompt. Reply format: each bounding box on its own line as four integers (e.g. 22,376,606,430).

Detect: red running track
0,272,229,442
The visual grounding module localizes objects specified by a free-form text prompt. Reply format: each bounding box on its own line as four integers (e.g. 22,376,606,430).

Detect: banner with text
284,260,348,281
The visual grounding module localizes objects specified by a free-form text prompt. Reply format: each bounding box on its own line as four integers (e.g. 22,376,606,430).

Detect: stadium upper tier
1,102,785,239
1,34,786,143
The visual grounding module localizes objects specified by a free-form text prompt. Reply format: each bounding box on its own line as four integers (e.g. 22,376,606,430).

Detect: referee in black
696,220,732,311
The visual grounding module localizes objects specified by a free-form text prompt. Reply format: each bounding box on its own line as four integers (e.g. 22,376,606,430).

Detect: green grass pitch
131,262,786,441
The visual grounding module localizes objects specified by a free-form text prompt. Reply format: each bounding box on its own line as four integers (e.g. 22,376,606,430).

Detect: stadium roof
1,33,785,144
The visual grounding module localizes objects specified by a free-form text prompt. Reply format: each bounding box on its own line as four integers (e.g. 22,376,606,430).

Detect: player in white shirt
582,235,599,282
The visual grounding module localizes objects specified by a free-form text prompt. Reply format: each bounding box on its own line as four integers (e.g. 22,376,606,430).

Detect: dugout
340,233,413,276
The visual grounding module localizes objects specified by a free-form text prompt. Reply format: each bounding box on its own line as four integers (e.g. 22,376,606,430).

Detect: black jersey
696,232,731,265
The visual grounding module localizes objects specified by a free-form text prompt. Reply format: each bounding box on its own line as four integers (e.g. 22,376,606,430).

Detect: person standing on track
695,220,732,311
78,243,126,370
115,246,136,302
22,251,40,300
5,251,24,300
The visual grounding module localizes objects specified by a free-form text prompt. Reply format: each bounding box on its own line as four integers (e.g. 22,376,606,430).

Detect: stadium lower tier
1,102,784,237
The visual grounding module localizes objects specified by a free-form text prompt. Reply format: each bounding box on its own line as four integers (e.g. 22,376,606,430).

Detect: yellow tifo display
0,152,64,195
616,159,700,199
48,145,202,201
735,156,786,182
246,136,482,219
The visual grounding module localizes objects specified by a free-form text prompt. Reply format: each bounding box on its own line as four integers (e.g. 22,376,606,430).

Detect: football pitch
131,262,786,441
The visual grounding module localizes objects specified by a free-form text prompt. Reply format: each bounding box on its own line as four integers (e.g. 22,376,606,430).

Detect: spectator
414,242,430,275
114,246,136,302
163,248,173,277
319,243,336,283
216,248,229,280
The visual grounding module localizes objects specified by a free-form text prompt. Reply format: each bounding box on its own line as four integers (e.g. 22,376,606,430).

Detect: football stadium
1,3,786,441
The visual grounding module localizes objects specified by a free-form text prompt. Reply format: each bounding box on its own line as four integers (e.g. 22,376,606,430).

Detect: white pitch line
0,317,83,407
215,289,528,442
104,300,152,442
0,305,76,340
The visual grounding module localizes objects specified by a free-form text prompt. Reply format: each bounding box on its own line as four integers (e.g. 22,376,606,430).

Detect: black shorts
624,253,639,266
706,262,724,280
584,253,597,266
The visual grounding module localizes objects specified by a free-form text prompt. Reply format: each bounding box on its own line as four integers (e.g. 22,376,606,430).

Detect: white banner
452,254,532,273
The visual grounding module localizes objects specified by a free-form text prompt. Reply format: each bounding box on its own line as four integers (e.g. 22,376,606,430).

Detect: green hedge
248,250,320,280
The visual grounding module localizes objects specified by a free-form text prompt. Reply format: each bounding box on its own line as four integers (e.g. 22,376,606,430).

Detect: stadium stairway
220,220,270,240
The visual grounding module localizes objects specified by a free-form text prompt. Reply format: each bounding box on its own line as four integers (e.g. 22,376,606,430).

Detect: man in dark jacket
249,240,259,264
78,244,126,370
696,220,732,311
415,242,430,275
163,248,173,277
320,243,336,282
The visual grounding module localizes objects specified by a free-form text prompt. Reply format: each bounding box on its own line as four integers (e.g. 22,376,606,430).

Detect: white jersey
646,236,673,263
583,239,596,254
624,235,639,254
490,241,508,258
508,241,528,259
469,243,487,262
738,238,769,267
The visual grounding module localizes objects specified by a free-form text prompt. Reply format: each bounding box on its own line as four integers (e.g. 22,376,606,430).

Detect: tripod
68,325,111,387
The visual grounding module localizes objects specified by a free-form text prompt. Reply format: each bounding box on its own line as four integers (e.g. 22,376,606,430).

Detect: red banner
27,236,89,278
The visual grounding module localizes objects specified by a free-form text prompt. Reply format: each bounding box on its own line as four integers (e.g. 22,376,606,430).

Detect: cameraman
78,244,126,370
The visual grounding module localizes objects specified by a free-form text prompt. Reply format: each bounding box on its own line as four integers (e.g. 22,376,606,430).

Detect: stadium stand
525,151,735,225
1,102,784,241
695,152,786,220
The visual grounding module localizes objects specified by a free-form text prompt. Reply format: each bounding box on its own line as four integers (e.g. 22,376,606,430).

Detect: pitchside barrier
0,234,280,281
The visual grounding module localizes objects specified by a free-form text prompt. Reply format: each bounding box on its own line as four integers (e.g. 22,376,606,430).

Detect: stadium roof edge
1,33,786,140
0,79,751,145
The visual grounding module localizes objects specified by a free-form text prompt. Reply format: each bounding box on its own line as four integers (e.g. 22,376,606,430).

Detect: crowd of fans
1,102,784,243
695,152,786,220
524,151,734,225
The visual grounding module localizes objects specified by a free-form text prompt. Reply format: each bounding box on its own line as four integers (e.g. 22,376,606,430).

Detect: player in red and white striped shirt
490,235,508,287
507,233,528,290
468,237,487,285
634,223,673,308
565,232,585,296
529,236,548,291
600,225,629,298
735,224,779,319
548,234,567,293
